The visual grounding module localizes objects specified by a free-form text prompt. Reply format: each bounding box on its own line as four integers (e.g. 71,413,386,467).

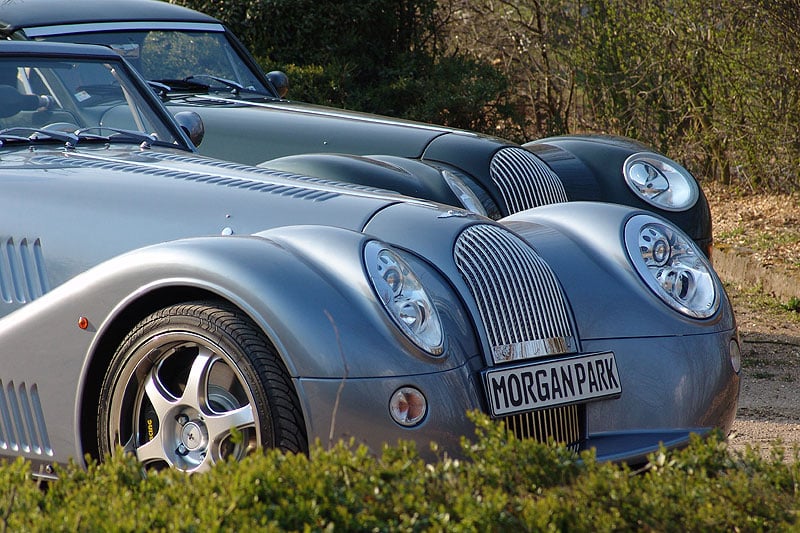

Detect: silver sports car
0,41,739,479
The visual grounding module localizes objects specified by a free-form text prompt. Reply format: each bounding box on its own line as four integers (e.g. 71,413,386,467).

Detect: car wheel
97,301,307,472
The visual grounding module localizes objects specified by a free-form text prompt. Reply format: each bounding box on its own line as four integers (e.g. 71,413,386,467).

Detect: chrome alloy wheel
99,302,307,473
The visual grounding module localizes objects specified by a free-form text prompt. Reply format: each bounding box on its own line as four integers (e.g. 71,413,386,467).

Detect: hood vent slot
30,155,342,201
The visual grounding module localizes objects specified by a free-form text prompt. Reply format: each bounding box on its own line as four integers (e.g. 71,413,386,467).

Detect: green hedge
2,414,798,531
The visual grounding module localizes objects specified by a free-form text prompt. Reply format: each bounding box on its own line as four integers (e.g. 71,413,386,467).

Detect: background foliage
172,0,800,192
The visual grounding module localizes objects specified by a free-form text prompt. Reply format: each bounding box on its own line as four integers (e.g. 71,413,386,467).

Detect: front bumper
296,329,740,463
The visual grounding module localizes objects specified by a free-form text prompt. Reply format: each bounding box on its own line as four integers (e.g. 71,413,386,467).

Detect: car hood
0,144,443,284
164,94,489,165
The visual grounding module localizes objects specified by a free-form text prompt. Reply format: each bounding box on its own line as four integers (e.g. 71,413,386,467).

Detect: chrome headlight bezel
624,214,719,318
364,241,444,355
441,168,488,217
623,152,699,211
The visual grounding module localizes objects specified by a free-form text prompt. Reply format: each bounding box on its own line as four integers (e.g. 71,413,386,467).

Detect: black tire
98,301,307,472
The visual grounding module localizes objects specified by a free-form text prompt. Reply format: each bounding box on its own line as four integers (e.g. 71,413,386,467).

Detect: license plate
483,352,622,416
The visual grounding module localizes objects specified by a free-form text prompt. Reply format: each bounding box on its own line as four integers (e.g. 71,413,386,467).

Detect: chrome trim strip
23,22,225,38
194,95,461,134
491,337,578,362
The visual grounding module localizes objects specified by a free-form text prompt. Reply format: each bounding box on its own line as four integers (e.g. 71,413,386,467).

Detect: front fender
525,136,712,250
85,228,477,380
500,202,734,340
0,228,479,467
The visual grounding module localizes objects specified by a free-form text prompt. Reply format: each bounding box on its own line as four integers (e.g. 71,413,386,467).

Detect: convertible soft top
0,0,215,36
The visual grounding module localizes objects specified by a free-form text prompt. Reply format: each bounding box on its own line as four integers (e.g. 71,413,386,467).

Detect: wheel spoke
135,432,172,467
205,404,255,445
180,347,215,411
143,368,178,421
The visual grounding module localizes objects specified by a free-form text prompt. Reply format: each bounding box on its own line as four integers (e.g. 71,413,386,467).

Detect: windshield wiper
75,127,160,148
150,74,270,97
149,78,211,94
0,126,164,149
0,127,79,147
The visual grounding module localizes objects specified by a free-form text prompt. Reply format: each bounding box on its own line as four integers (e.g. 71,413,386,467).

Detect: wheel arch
77,283,307,462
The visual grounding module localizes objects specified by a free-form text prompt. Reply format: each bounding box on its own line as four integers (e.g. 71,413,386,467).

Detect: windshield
36,29,271,96
0,55,181,145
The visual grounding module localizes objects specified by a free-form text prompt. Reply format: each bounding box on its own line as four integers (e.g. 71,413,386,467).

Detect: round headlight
625,215,719,318
623,152,699,211
364,241,444,355
441,169,488,217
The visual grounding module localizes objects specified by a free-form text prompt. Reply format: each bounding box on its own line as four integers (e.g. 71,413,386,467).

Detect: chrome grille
454,224,576,363
502,404,583,447
490,147,568,213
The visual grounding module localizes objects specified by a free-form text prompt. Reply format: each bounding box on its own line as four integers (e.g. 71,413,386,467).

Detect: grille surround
455,223,583,445
454,224,576,364
490,147,568,213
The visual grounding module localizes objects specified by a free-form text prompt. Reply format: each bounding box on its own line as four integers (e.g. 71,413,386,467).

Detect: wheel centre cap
181,421,207,451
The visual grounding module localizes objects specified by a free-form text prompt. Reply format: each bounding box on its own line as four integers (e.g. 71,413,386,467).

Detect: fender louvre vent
0,237,49,304
0,381,53,456
490,147,568,213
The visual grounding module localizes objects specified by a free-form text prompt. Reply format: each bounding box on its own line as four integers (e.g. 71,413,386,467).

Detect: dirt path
724,287,800,458
706,185,800,458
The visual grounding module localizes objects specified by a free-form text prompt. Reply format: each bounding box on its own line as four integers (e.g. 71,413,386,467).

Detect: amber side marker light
77,316,89,330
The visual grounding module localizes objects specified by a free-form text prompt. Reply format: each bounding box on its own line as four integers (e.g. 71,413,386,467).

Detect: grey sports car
0,0,713,256
0,41,739,479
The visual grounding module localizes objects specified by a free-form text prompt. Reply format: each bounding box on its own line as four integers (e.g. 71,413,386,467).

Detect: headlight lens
364,241,444,355
625,215,719,318
441,169,488,217
623,152,699,211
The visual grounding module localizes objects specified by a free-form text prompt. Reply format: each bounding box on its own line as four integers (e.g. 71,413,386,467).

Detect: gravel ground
705,184,800,459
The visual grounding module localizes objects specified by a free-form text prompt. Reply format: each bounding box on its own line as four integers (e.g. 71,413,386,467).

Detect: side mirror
266,71,289,98
174,111,204,147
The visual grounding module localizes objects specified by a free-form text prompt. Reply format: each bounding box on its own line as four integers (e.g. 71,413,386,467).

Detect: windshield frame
0,45,197,152
20,21,281,99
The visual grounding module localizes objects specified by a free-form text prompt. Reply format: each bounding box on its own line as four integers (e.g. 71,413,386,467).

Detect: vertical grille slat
490,147,568,213
502,405,583,448
454,224,576,363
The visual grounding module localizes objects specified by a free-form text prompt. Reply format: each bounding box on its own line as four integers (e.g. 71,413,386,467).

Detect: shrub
2,413,799,531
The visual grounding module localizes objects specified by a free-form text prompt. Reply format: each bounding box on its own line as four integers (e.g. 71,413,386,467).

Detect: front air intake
490,147,568,213
453,224,576,364
454,224,583,446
